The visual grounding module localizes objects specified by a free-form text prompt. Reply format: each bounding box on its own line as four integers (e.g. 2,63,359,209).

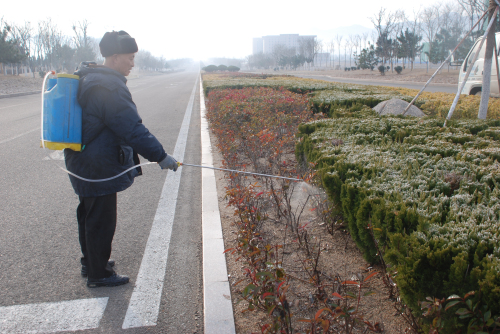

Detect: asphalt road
294,74,459,94
0,70,203,333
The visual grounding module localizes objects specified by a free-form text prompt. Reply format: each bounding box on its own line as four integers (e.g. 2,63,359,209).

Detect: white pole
402,9,489,115
445,6,499,126
478,0,497,119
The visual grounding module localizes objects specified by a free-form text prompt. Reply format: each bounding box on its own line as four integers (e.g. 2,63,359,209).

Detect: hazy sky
3,0,444,60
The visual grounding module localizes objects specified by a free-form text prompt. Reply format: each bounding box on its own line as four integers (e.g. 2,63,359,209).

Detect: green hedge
296,110,500,320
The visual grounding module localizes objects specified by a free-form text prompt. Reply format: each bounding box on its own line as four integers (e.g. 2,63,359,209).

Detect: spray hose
41,73,302,183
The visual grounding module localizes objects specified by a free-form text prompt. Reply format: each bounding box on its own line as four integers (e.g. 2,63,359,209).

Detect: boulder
373,98,425,117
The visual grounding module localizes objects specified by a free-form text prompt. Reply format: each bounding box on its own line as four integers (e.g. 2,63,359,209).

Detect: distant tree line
0,17,169,77
163,58,194,70
247,0,494,74
358,0,494,73
134,50,167,71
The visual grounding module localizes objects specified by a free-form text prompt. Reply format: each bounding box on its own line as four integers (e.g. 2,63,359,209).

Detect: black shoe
81,260,115,277
87,273,129,288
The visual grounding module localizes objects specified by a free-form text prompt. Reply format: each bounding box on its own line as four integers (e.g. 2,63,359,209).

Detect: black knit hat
99,30,138,57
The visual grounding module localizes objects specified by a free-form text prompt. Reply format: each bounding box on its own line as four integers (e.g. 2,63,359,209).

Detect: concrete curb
0,91,41,99
200,75,236,334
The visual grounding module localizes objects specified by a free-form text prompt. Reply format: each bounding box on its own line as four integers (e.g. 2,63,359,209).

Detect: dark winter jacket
64,65,167,197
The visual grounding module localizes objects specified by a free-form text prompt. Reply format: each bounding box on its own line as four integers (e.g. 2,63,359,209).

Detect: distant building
253,34,316,55
253,38,264,54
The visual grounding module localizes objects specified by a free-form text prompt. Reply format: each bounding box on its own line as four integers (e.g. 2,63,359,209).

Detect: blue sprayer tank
41,73,82,151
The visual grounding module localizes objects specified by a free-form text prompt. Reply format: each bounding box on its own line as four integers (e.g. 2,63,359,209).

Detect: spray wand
43,154,302,183
177,162,302,182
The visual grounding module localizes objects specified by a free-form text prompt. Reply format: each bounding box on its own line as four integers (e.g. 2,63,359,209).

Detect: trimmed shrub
227,65,240,72
378,65,385,75
217,64,228,72
204,65,218,72
395,66,403,74
296,113,500,324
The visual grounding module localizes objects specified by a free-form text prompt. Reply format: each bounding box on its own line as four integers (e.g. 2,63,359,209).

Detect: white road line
0,102,36,110
0,298,108,334
200,76,236,333
0,127,39,145
129,88,147,94
122,76,199,329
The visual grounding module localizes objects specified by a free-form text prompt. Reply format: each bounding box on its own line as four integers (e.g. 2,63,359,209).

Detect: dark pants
77,193,117,279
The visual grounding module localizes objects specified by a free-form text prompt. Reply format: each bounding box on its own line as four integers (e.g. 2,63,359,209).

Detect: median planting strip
202,72,500,333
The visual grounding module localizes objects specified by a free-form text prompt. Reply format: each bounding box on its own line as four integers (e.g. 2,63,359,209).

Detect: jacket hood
74,63,127,83
75,64,127,108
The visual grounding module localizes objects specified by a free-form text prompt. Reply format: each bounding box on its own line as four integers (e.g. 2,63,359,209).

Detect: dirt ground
254,67,460,85
0,74,43,95
208,134,413,333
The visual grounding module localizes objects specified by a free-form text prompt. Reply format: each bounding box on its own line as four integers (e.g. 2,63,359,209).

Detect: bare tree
371,8,396,40
393,9,407,34
328,39,335,67
0,18,27,75
33,24,44,73
11,21,34,76
353,35,361,61
405,9,422,70
72,20,90,49
37,19,63,71
298,37,315,69
440,2,456,32
456,0,486,34
348,35,356,67
89,37,103,64
335,34,343,70
344,40,350,69
420,4,441,72
371,8,397,67
370,30,377,47
362,32,369,49
72,20,95,65
314,38,322,67
390,9,407,72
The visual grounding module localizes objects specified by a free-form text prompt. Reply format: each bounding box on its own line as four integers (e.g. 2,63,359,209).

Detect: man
64,30,178,288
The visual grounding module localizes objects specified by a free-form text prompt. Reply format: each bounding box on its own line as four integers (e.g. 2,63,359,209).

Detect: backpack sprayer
40,71,302,183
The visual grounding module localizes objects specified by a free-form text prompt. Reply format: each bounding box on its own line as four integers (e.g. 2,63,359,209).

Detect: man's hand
158,155,178,171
